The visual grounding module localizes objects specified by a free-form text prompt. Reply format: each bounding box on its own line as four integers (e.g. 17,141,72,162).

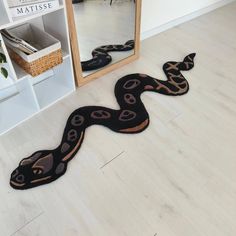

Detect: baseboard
141,0,235,40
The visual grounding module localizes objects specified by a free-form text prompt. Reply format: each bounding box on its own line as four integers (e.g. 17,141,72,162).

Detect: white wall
141,0,234,39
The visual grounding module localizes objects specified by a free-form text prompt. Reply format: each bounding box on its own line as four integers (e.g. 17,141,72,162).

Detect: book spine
7,0,57,8
9,1,59,18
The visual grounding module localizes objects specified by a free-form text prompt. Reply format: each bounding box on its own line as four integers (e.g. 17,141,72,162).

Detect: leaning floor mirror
66,0,141,86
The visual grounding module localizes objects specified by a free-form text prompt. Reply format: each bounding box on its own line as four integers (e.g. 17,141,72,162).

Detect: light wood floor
1,2,236,236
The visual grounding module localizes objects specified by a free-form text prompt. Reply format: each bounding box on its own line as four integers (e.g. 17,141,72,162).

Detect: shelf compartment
6,23,63,77
43,8,70,56
0,79,39,135
33,57,75,109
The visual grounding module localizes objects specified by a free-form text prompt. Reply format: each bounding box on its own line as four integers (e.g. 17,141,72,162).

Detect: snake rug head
10,151,67,189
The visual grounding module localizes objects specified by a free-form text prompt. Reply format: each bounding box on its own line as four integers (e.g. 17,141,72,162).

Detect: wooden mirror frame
65,0,142,87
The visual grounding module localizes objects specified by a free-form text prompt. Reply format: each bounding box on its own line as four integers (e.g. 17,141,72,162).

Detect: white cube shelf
0,0,75,135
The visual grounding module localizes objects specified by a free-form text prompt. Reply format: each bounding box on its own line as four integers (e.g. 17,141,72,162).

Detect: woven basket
9,48,63,77
5,23,63,77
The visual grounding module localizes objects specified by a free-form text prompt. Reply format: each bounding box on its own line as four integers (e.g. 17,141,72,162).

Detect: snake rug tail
10,53,196,190
81,40,135,71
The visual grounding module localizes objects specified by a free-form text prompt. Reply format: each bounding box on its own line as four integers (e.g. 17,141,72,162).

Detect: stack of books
7,0,60,18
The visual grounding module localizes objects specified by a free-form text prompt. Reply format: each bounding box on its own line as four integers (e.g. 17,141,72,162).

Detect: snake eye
33,168,43,175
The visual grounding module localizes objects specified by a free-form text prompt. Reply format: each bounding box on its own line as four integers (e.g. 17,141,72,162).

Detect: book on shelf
7,0,60,18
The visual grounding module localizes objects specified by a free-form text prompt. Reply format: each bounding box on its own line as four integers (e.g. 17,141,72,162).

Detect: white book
7,0,54,8
9,0,60,18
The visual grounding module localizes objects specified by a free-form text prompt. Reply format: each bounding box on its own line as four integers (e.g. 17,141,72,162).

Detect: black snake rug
81,40,134,71
10,53,196,190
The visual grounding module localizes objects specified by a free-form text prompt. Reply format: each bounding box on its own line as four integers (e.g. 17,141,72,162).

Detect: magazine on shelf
7,0,60,18
1,29,38,55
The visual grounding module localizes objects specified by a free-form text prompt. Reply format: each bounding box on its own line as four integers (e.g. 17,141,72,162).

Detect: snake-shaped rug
10,53,196,190
81,40,134,71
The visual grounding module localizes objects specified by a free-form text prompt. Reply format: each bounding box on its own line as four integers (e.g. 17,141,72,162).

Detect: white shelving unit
0,0,75,135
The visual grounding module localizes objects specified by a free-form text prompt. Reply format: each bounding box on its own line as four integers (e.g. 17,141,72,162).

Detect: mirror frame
65,0,142,87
